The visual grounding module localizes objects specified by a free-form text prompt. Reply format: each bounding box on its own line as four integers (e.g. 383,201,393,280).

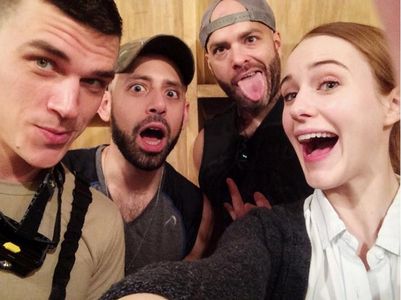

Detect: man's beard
217,51,281,117
111,114,183,171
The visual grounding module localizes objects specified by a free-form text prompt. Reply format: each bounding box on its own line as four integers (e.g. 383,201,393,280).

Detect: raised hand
224,178,272,221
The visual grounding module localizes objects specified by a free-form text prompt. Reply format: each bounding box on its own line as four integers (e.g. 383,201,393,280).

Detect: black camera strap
16,164,64,247
49,173,93,300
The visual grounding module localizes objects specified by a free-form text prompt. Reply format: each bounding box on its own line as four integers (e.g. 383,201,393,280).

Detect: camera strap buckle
0,164,64,276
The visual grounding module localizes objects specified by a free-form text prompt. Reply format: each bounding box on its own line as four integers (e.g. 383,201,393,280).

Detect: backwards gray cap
116,34,195,86
199,0,276,49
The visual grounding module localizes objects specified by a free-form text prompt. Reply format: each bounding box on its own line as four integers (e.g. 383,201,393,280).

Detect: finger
243,203,257,214
223,202,237,220
226,178,244,210
253,192,272,209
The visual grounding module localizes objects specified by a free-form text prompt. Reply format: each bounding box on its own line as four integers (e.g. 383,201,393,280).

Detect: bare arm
185,194,214,260
186,129,213,259
193,129,205,172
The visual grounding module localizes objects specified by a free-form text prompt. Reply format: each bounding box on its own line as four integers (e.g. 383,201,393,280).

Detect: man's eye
166,90,179,98
213,47,225,55
81,78,106,93
130,84,146,93
83,78,103,87
36,58,53,70
246,36,257,43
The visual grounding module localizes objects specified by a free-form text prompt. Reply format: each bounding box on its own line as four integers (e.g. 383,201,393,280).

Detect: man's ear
383,86,400,127
98,90,112,122
205,52,215,77
273,31,282,57
182,101,190,127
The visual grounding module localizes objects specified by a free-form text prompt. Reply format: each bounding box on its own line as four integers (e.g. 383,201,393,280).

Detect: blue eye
36,58,53,70
319,81,339,91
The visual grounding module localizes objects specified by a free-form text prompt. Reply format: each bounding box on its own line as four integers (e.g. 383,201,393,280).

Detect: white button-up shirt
304,188,400,300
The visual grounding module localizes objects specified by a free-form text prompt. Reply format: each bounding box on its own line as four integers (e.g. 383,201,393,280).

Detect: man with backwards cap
194,0,311,249
63,35,207,274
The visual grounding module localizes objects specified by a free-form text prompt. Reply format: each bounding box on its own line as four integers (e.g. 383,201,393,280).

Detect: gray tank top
95,146,186,274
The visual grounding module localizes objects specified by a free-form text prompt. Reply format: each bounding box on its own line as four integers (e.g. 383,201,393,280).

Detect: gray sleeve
100,208,277,300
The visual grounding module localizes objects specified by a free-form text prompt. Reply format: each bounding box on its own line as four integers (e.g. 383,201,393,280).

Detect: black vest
200,101,312,224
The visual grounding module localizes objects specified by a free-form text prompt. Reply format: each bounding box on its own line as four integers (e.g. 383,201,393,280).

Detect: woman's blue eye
320,81,339,91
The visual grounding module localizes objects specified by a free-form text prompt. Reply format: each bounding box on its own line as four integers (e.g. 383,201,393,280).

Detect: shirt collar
307,189,346,250
307,185,400,254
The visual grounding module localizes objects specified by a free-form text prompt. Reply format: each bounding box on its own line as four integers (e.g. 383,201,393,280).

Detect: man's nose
146,90,167,115
47,77,80,119
231,45,249,69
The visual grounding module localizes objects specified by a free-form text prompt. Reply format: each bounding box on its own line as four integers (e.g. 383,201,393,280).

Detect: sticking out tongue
238,72,266,102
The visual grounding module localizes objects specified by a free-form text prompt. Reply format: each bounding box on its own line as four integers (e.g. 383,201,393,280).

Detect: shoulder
62,146,99,176
60,167,124,298
164,163,200,192
62,167,123,237
164,164,201,196
201,104,241,164
62,145,106,184
63,146,98,167
193,129,205,171
163,164,202,205
203,103,237,133
87,187,122,231
163,163,203,214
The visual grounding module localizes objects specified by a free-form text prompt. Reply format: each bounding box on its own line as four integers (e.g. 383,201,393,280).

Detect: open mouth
139,126,166,145
298,132,338,156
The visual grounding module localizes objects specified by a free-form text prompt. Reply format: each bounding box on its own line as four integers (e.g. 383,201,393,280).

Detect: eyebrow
93,70,115,81
128,74,184,88
25,40,70,62
23,40,115,80
208,28,262,51
207,39,228,52
164,79,184,89
312,59,348,70
280,59,349,88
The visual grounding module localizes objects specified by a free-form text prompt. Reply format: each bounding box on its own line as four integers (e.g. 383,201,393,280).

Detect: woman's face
281,35,396,191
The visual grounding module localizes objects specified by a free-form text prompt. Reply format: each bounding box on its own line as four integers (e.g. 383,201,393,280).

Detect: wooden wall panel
72,0,383,185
